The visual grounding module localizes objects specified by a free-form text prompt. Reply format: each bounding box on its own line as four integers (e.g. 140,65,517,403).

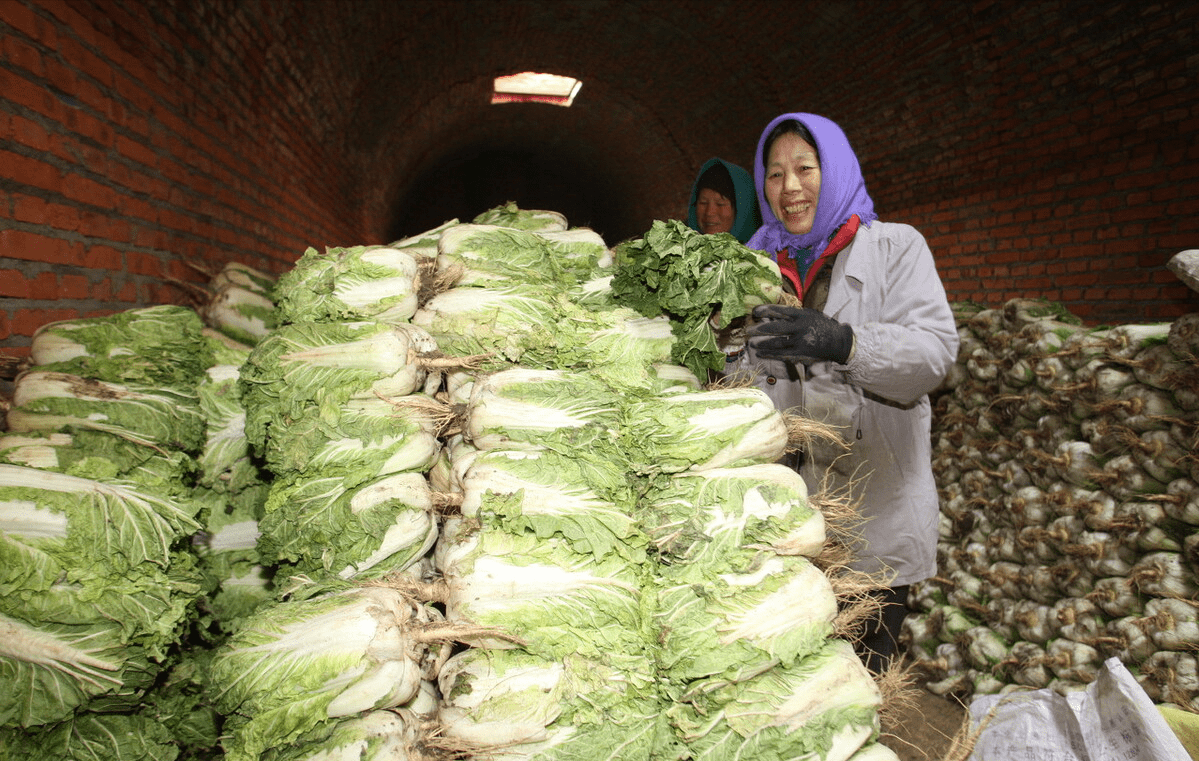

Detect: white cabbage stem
1144,598,1199,652
1085,575,1143,618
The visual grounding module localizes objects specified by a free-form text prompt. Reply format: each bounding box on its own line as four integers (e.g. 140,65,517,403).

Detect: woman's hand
748,305,854,364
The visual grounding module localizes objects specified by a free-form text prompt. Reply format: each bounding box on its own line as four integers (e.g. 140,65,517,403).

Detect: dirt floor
881,683,972,761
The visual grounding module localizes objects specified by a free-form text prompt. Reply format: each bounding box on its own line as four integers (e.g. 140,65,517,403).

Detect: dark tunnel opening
385,147,640,246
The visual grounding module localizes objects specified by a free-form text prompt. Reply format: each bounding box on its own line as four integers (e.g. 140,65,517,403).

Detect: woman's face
765,131,821,235
695,188,735,235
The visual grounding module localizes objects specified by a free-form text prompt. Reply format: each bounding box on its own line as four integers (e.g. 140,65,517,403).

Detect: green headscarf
686,158,761,243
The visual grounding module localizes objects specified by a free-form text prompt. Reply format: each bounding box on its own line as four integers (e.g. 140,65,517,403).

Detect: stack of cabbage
0,305,221,754
207,241,457,760
418,210,889,761
201,260,279,347
905,298,1199,708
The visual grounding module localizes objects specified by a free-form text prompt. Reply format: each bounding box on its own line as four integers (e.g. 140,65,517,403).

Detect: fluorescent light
492,72,582,107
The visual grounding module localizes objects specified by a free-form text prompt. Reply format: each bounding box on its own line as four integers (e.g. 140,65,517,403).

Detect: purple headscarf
746,113,878,264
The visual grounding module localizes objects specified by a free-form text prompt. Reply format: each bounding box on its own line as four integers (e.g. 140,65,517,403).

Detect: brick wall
0,0,363,356
1,0,1197,360
847,1,1199,325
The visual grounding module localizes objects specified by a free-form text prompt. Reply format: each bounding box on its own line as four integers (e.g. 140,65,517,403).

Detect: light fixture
492,72,582,107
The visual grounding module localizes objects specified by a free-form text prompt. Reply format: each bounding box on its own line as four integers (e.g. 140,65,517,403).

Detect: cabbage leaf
29,304,213,389
275,245,420,325
611,219,782,379
438,518,654,662
622,388,789,473
437,648,670,761
668,639,882,761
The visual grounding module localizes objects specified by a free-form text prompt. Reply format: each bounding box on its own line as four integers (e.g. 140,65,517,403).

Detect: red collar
775,215,861,298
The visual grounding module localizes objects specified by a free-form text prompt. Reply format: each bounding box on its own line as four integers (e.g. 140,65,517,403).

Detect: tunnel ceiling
181,0,934,244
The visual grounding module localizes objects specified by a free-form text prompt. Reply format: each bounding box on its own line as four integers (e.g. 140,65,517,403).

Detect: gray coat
726,220,959,585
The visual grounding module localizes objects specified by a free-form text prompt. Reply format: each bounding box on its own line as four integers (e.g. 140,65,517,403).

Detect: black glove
747,305,854,365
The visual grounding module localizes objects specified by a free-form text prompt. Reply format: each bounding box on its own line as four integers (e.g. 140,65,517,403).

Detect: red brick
0,269,32,298
0,1,40,39
1,229,77,265
12,194,46,223
59,34,114,87
44,200,81,232
1160,234,1199,250
82,245,124,272
4,34,47,80
113,280,139,302
89,277,113,301
10,114,51,153
126,250,164,277
61,173,118,209
28,271,58,300
58,273,90,299
13,308,77,338
3,149,62,192
115,134,158,169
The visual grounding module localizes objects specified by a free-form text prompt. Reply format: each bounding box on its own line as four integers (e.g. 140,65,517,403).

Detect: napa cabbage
0,463,201,574
413,287,674,387
256,709,426,761
622,387,789,473
239,320,437,454
437,223,610,287
412,284,572,367
668,639,882,761
644,463,825,569
437,517,654,662
0,708,182,759
460,447,645,561
251,393,442,478
207,586,442,761
437,648,670,761
29,304,213,388
654,555,838,684
0,465,204,728
197,359,265,493
472,202,568,231
389,218,460,261
465,367,623,455
257,470,436,581
275,245,421,325
7,370,207,453
0,429,197,496
205,282,278,346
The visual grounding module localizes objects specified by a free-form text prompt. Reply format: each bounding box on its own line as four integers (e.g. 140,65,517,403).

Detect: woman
686,158,761,242
731,113,959,671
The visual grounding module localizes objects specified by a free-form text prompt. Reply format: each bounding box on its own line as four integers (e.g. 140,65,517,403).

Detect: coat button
766,376,777,385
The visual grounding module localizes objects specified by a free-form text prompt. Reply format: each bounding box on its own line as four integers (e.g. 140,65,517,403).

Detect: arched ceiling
211,0,907,244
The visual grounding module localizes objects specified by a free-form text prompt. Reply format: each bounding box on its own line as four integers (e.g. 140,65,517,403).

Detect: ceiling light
492,72,582,107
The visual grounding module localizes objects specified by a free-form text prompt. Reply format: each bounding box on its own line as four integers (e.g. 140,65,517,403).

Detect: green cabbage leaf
460,447,645,561
644,463,824,569
668,639,882,761
621,388,789,473
207,586,434,761
438,518,654,662
654,555,838,684
275,246,420,325
437,648,671,761
29,304,213,389
257,470,436,581
611,219,782,379
472,202,567,231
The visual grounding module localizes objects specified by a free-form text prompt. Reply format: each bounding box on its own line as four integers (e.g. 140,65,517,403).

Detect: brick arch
366,73,698,244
